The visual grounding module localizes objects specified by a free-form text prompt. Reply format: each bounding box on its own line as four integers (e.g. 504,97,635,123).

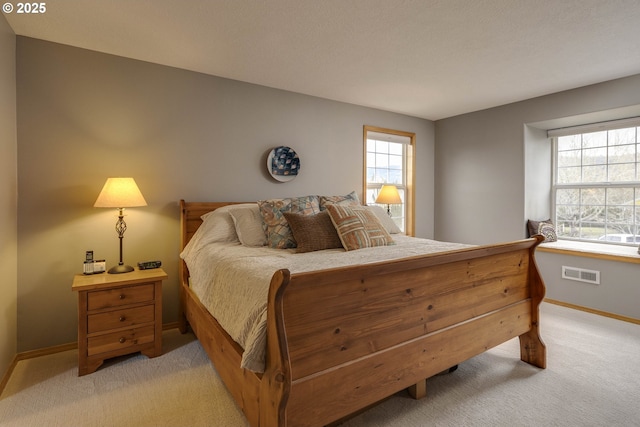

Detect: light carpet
1,303,639,426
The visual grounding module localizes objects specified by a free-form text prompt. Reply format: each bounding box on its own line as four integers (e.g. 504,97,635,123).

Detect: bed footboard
261,236,546,427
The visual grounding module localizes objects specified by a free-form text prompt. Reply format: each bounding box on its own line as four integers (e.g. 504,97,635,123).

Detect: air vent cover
562,266,600,284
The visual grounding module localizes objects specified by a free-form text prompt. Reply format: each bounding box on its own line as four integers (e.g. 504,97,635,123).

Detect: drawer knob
119,337,126,344
119,294,125,300
119,316,126,322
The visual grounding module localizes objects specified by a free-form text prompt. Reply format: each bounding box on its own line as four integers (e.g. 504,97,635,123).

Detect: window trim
363,125,415,236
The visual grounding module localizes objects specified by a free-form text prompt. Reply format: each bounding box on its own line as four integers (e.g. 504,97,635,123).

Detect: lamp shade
94,177,147,208
375,185,402,205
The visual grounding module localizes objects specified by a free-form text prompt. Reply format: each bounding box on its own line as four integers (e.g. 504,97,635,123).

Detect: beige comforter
181,235,471,373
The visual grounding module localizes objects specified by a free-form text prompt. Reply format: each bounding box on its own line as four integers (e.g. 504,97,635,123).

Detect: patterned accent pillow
319,191,360,210
527,218,558,242
326,205,394,251
538,223,558,242
283,211,343,253
258,195,320,249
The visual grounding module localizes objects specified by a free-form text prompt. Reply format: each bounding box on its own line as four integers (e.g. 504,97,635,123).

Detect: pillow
326,204,394,251
229,205,267,247
180,205,249,261
319,191,360,210
527,218,558,242
258,195,320,249
368,205,402,234
283,211,343,253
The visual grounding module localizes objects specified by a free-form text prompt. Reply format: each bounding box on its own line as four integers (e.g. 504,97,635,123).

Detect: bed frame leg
178,283,189,334
408,379,427,399
178,312,188,334
519,328,546,369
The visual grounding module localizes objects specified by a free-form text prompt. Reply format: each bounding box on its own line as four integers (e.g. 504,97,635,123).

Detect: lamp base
108,264,135,274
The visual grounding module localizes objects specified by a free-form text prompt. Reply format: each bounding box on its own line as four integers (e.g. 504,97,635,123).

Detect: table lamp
94,177,147,274
375,185,401,216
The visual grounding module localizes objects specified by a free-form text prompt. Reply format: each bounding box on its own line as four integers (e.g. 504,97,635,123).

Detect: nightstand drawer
87,305,155,334
87,325,155,356
87,284,154,310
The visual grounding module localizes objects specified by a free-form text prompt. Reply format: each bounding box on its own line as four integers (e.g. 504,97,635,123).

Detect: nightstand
71,268,167,376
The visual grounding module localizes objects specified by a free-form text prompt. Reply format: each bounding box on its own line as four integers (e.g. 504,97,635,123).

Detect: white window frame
550,118,640,246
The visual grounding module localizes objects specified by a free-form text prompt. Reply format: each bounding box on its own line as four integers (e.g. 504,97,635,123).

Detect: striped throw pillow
326,205,394,251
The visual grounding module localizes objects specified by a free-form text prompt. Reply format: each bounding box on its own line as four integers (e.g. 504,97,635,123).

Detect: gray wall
435,74,640,319
15,37,434,352
0,15,17,379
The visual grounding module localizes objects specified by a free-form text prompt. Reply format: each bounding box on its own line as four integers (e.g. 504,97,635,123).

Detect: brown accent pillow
283,211,343,253
258,195,320,249
326,205,394,251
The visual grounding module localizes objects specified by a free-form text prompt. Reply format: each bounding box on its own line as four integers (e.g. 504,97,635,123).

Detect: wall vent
562,266,600,285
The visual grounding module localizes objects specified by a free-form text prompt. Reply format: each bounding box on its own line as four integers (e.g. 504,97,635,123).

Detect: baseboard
0,355,19,397
544,298,640,325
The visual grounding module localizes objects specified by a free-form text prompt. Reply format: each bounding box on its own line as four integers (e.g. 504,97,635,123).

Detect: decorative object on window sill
375,185,401,216
267,146,299,182
94,177,147,274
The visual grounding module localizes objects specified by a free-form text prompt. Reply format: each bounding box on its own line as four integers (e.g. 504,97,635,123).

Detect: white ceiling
5,0,640,120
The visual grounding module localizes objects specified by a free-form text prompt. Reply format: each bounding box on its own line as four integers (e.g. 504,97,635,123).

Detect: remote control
138,260,162,270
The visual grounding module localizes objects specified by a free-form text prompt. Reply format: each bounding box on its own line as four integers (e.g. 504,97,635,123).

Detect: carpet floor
1,302,639,426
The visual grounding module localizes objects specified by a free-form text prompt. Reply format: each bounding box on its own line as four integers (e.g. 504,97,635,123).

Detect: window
552,119,640,245
363,126,415,235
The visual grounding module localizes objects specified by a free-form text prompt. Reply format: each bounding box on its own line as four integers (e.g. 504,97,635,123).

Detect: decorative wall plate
267,146,300,182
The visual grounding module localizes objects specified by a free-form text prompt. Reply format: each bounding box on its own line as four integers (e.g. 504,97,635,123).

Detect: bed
178,198,546,427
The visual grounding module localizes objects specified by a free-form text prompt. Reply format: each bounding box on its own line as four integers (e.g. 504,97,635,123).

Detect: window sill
537,240,640,264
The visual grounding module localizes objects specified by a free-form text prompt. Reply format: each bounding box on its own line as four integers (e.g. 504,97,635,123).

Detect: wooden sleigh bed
178,200,547,427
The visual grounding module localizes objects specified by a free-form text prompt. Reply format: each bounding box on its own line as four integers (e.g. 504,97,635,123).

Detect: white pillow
229,205,267,247
181,204,257,260
368,205,402,234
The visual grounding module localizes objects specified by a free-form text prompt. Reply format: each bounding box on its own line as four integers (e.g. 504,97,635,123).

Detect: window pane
582,147,606,165
609,128,636,145
581,188,605,205
389,154,402,169
367,152,376,166
375,140,389,153
606,205,634,224
388,169,402,184
375,153,388,168
366,167,376,182
365,188,377,205
582,131,607,148
374,168,388,183
558,135,581,151
389,142,403,155
558,167,581,183
557,188,579,205
606,187,634,205
582,165,606,182
557,150,581,167
609,163,635,182
608,144,635,163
